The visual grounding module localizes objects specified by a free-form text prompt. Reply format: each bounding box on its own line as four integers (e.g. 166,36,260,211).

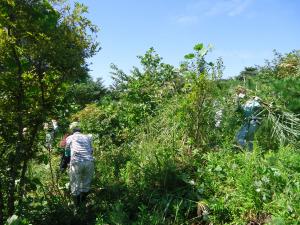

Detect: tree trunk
0,179,4,225
17,118,41,210
7,43,24,216
17,159,29,209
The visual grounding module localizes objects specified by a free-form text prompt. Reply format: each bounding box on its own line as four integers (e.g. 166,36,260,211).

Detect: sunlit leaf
184,53,195,60
194,43,204,51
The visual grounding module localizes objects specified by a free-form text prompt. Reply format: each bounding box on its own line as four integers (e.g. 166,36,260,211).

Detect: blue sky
72,0,300,86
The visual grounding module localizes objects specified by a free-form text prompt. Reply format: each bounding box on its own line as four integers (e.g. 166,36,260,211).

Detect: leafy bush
6,42,300,225
200,146,300,224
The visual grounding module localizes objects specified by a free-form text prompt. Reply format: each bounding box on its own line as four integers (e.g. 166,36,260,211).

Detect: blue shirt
243,99,261,118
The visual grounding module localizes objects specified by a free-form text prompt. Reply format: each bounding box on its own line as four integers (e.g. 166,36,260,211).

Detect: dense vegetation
0,1,300,225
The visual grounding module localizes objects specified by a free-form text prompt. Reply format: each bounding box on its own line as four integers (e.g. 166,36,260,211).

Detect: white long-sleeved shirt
66,132,94,162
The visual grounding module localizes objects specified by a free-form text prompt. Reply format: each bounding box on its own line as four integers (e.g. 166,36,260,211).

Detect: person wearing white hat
65,122,94,206
236,94,262,151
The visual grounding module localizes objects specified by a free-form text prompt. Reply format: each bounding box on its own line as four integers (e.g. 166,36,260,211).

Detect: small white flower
232,163,238,169
287,205,293,212
261,176,270,183
254,180,262,187
15,179,20,185
189,180,195,185
274,171,281,177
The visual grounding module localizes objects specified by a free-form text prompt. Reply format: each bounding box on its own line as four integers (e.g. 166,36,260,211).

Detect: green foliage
193,43,204,51
75,47,183,149
1,15,299,224
184,53,195,60
179,43,224,149
5,215,31,225
0,0,99,222
236,66,259,81
201,146,300,224
59,45,299,225
276,51,300,78
259,50,300,78
65,78,106,109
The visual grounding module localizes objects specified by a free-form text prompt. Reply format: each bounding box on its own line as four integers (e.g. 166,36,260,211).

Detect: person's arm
65,135,72,155
59,134,68,148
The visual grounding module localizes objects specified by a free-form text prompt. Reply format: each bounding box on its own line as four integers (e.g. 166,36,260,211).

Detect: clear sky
72,0,300,86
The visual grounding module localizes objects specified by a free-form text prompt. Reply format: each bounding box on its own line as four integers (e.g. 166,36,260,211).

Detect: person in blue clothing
235,89,262,151
44,119,59,149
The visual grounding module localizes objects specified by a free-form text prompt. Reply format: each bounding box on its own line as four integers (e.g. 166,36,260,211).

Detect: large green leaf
184,53,195,60
194,43,204,51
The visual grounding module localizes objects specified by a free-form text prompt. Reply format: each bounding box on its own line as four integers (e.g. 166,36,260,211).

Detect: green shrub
199,146,300,224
